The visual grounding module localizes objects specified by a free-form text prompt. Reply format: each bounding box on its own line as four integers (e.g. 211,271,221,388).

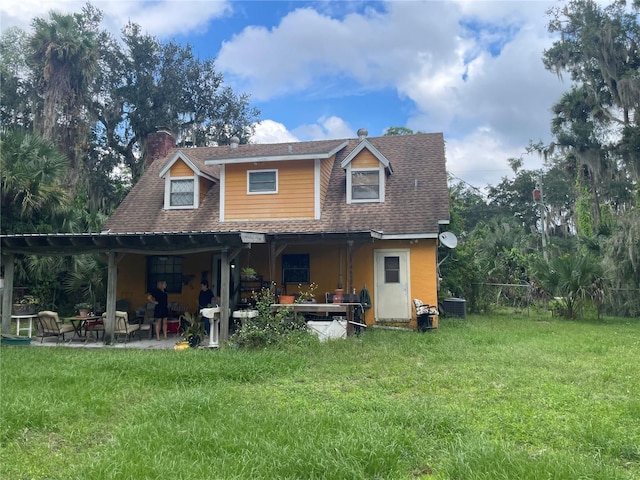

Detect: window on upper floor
164,176,199,209
170,179,194,206
349,168,383,202
248,169,278,194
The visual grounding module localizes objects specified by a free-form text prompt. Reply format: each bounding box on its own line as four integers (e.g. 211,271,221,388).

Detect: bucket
278,295,295,304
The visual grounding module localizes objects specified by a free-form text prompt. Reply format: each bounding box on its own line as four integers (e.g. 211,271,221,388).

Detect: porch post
219,248,230,342
103,251,117,344
1,253,15,335
346,241,354,336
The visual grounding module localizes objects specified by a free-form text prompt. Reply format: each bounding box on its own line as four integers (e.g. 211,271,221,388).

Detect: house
103,127,449,333
0,128,449,342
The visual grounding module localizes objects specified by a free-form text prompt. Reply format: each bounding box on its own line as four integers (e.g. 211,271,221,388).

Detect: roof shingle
104,133,449,236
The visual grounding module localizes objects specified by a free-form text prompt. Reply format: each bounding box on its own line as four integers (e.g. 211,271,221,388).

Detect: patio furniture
137,304,155,339
11,313,37,338
37,311,75,343
413,299,438,331
104,311,140,343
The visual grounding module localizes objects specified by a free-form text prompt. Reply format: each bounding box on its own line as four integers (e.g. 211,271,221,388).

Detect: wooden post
219,249,230,342
1,253,15,335
103,251,117,344
346,241,354,336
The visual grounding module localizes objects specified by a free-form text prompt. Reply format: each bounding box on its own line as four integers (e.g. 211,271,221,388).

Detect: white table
200,307,221,348
11,314,37,338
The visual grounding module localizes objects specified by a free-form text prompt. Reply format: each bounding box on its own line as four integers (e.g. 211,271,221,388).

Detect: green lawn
2,314,639,479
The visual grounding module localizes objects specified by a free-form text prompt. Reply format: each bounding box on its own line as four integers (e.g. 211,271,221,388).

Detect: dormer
159,151,216,209
340,129,393,204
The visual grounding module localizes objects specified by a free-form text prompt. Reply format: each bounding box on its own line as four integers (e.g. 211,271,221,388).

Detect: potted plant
12,295,39,315
179,311,205,348
74,302,92,317
241,267,257,280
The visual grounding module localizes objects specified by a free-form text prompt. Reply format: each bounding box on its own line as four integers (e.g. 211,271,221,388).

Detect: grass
2,313,639,479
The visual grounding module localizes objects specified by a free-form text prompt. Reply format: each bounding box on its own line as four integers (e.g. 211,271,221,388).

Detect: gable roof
340,138,392,173
104,132,450,238
158,151,217,181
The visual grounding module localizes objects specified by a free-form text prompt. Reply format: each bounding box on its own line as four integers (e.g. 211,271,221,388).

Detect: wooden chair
103,311,140,343
37,311,75,343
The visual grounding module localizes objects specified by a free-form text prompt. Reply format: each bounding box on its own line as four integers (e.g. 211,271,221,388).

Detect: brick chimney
146,129,176,166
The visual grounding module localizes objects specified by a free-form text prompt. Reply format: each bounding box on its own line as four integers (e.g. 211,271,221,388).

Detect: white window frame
247,169,278,195
346,165,384,203
164,175,199,209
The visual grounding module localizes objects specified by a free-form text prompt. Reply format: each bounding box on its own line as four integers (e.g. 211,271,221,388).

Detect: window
170,179,194,206
384,256,400,283
282,254,310,284
351,169,380,200
248,170,277,193
147,256,183,294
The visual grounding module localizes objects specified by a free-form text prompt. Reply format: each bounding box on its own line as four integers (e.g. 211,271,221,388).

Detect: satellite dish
439,231,458,249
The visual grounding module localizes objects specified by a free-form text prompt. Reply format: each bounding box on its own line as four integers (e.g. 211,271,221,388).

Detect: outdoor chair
137,303,155,339
103,311,140,343
37,310,75,343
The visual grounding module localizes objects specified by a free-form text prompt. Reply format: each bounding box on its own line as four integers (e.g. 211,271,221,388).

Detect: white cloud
446,126,545,191
0,0,231,37
292,116,355,141
252,116,354,144
251,119,299,144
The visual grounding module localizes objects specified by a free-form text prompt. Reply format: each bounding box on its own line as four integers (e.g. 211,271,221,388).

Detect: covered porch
1,230,381,343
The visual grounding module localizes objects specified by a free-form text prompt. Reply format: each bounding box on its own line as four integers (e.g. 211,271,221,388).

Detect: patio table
11,314,37,338
65,315,102,342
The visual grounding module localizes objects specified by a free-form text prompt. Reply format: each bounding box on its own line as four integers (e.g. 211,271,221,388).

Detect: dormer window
169,178,195,207
347,165,385,203
351,169,380,200
159,153,216,210
164,175,198,209
341,139,391,204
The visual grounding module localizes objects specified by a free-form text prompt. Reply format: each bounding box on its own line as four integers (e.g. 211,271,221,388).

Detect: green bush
230,284,313,348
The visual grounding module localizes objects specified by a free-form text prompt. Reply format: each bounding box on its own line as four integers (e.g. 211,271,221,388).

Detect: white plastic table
11,314,37,338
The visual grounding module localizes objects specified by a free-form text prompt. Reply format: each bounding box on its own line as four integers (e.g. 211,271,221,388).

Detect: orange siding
224,161,315,220
116,252,215,314
116,240,438,330
170,159,193,177
235,239,437,328
351,150,380,168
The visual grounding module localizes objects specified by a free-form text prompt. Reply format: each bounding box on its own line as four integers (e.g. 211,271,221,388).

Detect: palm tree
534,253,604,319
0,129,69,233
27,7,100,192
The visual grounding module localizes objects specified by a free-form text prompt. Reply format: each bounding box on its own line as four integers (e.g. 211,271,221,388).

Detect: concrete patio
28,334,211,350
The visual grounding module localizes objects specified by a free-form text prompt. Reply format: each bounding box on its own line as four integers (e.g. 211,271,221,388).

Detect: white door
374,249,411,321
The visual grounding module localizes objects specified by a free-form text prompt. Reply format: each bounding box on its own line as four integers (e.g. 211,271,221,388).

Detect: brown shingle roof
104,133,449,236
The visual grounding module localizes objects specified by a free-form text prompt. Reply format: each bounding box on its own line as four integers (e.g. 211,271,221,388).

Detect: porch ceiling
0,231,251,256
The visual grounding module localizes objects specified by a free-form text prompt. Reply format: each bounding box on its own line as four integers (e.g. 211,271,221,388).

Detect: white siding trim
314,158,321,219
219,166,225,221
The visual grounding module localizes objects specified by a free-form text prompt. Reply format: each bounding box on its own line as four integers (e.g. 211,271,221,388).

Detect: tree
543,0,640,232
384,126,417,136
28,5,101,194
0,130,70,234
95,22,260,182
533,252,604,319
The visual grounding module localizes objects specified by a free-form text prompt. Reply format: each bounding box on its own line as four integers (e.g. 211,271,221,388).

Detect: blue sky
1,0,575,190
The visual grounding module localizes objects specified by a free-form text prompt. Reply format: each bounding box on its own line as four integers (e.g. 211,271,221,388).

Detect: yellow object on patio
174,341,190,351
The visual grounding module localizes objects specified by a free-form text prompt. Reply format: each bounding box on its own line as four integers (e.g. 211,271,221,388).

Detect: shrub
230,283,313,348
